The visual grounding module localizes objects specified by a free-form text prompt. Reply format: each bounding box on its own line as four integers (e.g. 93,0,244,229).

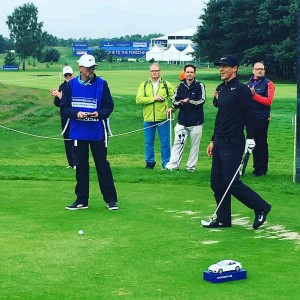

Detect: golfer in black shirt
202,55,271,230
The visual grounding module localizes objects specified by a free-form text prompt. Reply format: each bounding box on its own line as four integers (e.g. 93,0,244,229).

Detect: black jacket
212,77,255,140
173,79,206,127
53,81,68,108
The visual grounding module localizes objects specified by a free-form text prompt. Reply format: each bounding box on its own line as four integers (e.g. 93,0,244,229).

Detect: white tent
162,44,180,62
150,28,196,50
180,44,195,62
146,44,163,61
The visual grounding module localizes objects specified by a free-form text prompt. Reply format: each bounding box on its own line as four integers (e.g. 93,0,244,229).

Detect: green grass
0,61,299,299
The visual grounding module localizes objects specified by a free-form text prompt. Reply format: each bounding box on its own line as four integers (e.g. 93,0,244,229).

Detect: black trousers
253,118,269,175
74,138,117,205
61,117,75,167
210,136,270,225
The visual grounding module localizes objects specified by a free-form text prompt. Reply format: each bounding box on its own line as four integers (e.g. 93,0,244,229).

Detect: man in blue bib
61,54,118,211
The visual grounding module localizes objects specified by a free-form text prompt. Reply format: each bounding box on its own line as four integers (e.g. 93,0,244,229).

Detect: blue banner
100,41,149,58
105,49,147,58
72,42,89,49
2,65,19,71
100,41,149,48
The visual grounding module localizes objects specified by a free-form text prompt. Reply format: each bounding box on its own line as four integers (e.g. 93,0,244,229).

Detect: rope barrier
0,118,172,141
0,124,66,140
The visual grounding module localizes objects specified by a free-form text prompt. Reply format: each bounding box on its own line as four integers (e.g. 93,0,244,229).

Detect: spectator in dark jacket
166,64,206,172
51,66,75,168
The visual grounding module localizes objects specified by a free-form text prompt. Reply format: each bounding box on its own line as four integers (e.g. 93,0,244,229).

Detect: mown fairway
0,62,299,299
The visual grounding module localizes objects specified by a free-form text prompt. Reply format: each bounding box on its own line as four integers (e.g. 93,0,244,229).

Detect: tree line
1,1,296,79
193,0,296,79
1,3,162,70
0,32,161,53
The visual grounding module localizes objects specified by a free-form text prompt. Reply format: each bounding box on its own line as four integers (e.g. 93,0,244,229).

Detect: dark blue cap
214,54,239,67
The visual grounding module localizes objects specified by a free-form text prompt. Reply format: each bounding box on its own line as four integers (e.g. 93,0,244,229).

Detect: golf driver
201,151,251,226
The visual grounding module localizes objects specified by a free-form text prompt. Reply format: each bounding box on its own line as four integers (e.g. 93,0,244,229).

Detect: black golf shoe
252,170,266,177
201,219,232,228
65,201,88,210
145,162,156,169
106,201,119,211
253,206,271,230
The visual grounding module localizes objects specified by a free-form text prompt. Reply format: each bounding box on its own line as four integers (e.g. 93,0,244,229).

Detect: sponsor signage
203,270,247,283
73,42,89,48
2,65,19,71
133,42,148,47
72,42,91,56
106,49,147,57
100,41,149,48
100,41,149,58
75,50,88,55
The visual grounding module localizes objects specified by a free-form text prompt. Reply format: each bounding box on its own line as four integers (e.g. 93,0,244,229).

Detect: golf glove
245,138,255,153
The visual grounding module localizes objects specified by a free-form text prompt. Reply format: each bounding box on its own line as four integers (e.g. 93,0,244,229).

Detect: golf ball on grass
78,230,84,235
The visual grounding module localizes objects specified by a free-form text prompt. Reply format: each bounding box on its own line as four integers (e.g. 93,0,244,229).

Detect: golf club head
201,219,214,226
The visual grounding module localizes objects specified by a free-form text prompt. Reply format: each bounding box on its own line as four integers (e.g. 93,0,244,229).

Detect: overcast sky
0,0,206,39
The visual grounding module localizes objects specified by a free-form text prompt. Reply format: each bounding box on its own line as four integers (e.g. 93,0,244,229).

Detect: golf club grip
241,151,250,176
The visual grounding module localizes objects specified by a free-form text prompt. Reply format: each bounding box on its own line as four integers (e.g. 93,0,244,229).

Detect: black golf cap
214,54,239,67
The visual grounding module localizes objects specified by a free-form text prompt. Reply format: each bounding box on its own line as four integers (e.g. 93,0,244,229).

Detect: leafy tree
76,37,100,47
41,48,61,62
93,48,108,62
193,0,296,78
6,2,45,70
107,53,113,63
0,35,5,53
4,51,17,65
2,38,15,52
144,33,164,40
110,33,162,42
43,32,59,46
193,0,229,62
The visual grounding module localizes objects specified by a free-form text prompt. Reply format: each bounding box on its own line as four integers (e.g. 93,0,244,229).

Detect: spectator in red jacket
246,62,275,177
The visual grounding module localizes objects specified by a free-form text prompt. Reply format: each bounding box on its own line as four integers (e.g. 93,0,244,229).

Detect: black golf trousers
61,117,75,167
253,118,269,175
210,136,270,225
74,138,117,205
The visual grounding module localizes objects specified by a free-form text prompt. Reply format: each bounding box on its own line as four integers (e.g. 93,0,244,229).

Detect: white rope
111,120,168,137
0,124,67,140
0,120,169,141
102,119,108,147
168,112,173,153
61,118,70,135
106,118,113,137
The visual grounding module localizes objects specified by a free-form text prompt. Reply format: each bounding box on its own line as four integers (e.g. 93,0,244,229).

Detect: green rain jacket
136,77,175,122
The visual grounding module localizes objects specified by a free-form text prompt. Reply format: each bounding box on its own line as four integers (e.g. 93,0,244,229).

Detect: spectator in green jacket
136,63,175,169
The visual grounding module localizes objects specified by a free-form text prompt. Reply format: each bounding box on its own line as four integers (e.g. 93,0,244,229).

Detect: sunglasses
64,73,72,77
83,66,96,71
